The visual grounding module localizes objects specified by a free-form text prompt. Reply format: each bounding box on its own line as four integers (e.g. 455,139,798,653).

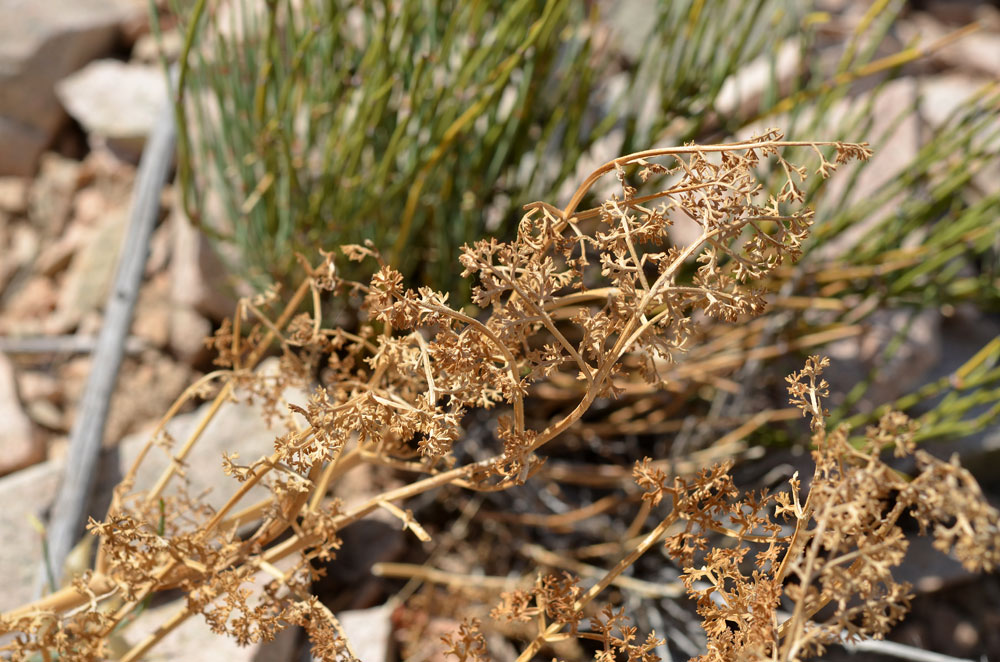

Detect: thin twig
37,70,178,595
0,335,147,356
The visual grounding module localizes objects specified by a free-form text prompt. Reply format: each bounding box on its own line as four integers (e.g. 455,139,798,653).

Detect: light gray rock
0,458,62,611
0,353,43,476
0,361,309,612
715,40,801,118
336,604,395,662
56,59,169,162
0,221,39,292
816,78,922,260
121,582,299,662
0,0,144,175
735,77,923,261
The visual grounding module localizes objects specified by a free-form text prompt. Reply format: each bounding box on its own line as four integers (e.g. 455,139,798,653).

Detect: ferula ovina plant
3,130,998,662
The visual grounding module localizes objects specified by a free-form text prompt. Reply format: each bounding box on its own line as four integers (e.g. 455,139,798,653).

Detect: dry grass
2,132,998,662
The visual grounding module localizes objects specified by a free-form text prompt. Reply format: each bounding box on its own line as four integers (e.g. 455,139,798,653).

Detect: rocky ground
0,1,999,660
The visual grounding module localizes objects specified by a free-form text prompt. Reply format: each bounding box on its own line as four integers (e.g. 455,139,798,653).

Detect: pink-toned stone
0,177,29,215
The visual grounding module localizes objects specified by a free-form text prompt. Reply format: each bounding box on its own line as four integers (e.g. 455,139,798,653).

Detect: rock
0,353,44,476
73,187,111,227
737,77,923,261
896,534,973,595
132,272,173,349
0,460,62,610
146,218,173,276
0,119,50,178
169,305,213,366
47,204,129,333
825,308,942,409
900,12,1000,79
34,220,87,277
15,370,61,405
0,177,29,215
0,359,309,612
397,616,462,662
554,128,624,205
0,276,58,336
16,371,64,432
919,74,1000,198
102,351,193,446
170,206,238,322
56,60,170,162
336,604,395,662
133,29,183,64
119,598,298,662
28,153,83,237
0,0,144,175
26,399,65,433
0,221,39,292
715,40,801,118
55,350,191,446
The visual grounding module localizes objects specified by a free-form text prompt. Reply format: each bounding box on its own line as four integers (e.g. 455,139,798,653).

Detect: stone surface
102,351,193,446
0,0,144,175
0,221,39,293
15,370,61,406
0,353,44,476
825,308,942,409
122,587,298,662
0,275,58,336
715,39,801,118
919,74,1000,198
16,370,65,432
736,77,923,260
169,304,213,365
0,459,62,609
28,153,83,237
131,272,172,349
900,12,1000,78
56,59,169,161
170,206,238,322
132,29,183,64
0,177,29,215
34,220,87,277
47,204,129,333
816,78,922,260
336,604,394,662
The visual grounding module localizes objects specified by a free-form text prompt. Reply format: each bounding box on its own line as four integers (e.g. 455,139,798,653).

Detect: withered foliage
2,131,997,662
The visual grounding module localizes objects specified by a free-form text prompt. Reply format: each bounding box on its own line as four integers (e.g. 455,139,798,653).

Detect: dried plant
2,131,997,662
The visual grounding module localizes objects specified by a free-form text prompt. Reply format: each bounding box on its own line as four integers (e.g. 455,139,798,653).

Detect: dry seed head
18,134,996,662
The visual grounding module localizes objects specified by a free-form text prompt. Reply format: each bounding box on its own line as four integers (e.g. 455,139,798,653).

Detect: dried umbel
458,358,1000,662
4,131,995,662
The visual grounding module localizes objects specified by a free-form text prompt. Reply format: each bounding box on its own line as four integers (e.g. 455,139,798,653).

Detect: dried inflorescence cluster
454,357,1000,662
2,131,996,662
